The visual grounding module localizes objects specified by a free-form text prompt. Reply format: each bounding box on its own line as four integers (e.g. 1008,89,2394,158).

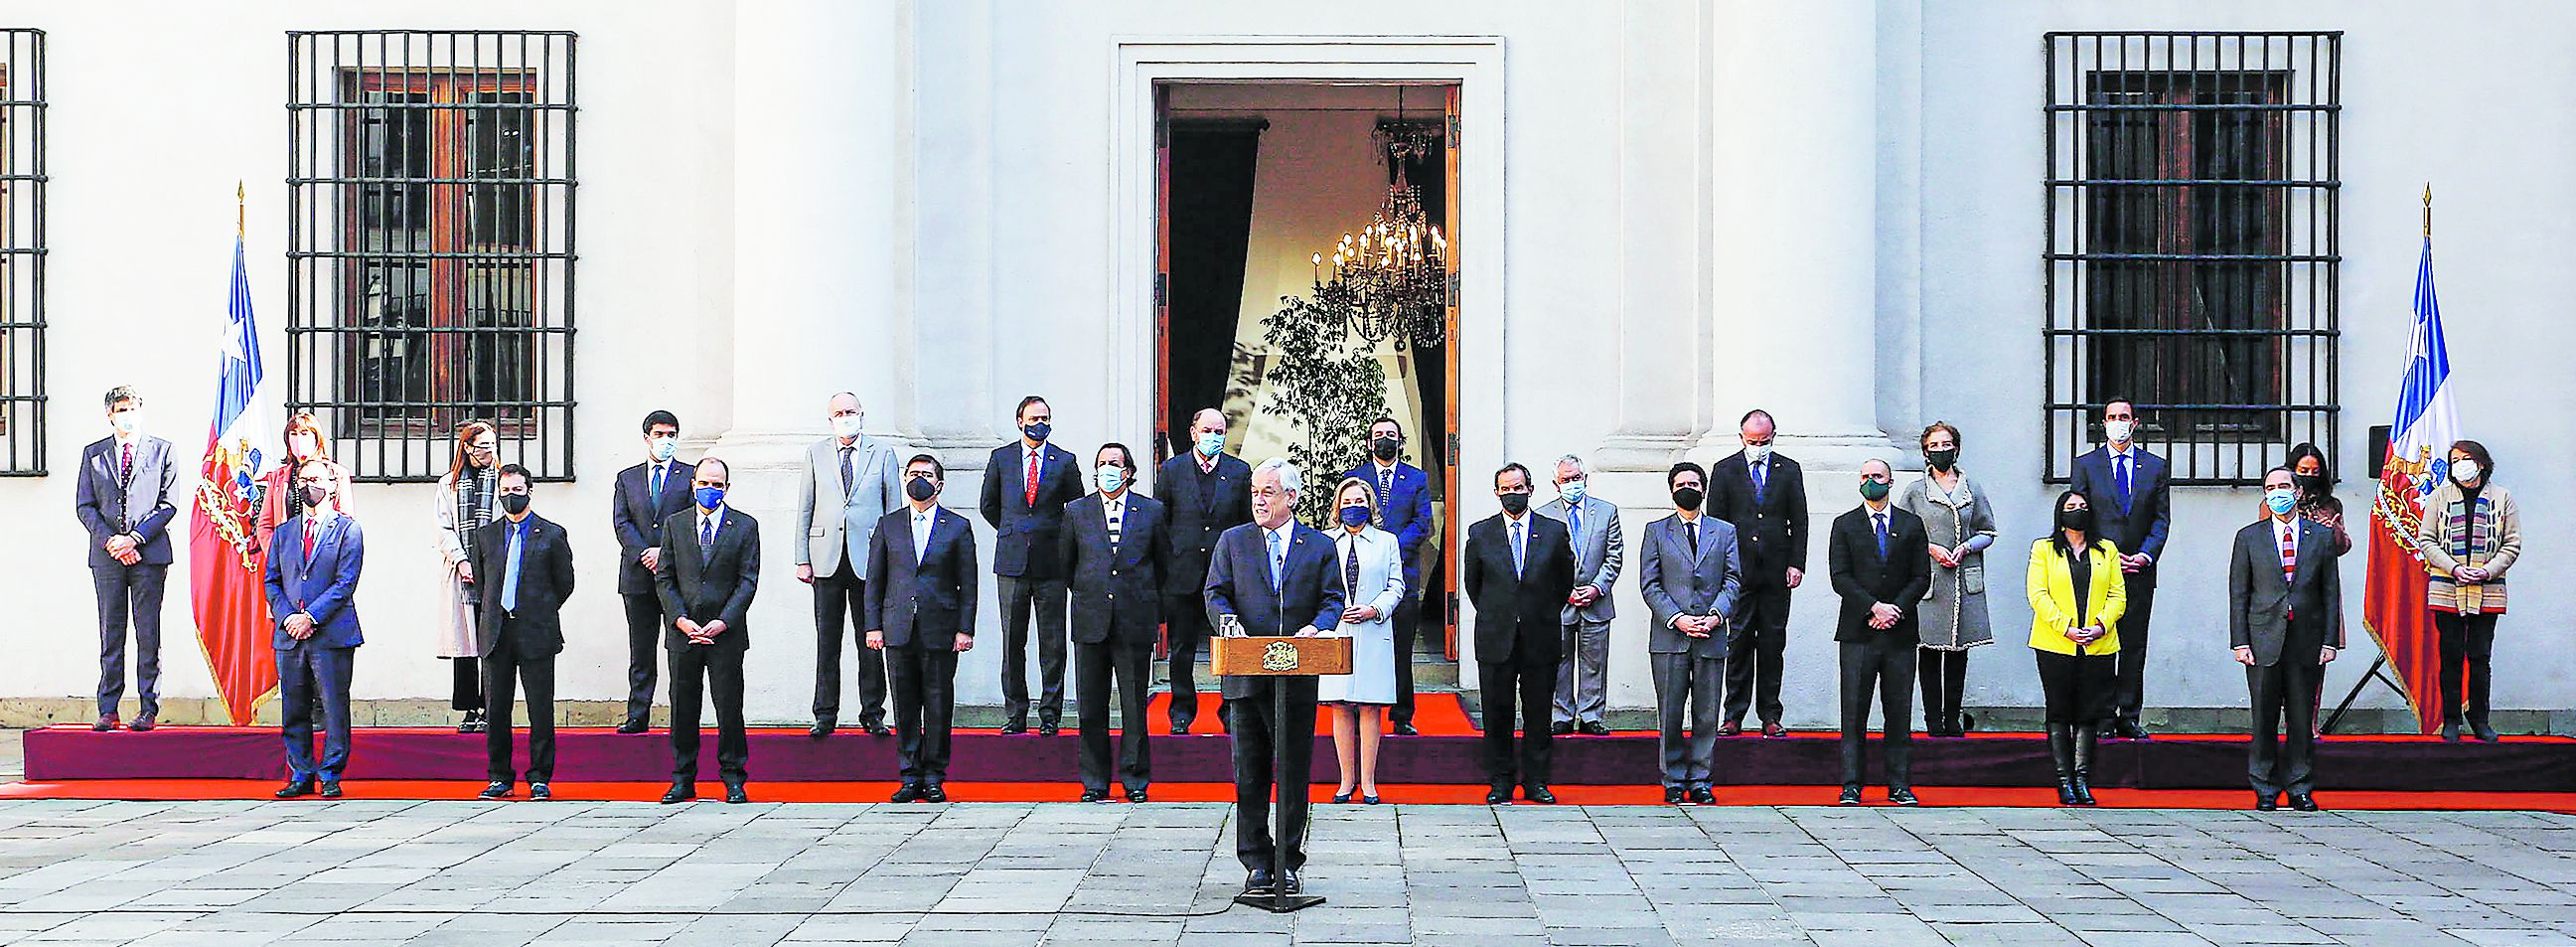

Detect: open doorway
1152,79,1463,666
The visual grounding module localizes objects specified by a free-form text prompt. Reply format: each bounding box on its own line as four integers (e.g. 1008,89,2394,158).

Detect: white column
1596,0,1711,473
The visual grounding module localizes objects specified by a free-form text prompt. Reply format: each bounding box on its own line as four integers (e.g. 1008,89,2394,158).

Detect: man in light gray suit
75,386,180,732
1538,454,1621,735
1637,462,1741,804
2230,466,2343,812
798,392,905,737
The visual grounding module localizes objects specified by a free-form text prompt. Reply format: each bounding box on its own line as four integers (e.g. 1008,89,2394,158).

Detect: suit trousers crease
1478,635,1557,790
1229,677,1317,875
482,627,556,784
997,575,1069,724
1389,596,1420,725
668,645,748,784
92,563,168,716
2247,655,2322,796
1725,587,1790,724
1651,651,1723,789
813,564,886,724
1838,637,1915,790
1555,617,1611,724
1164,594,1211,725
886,642,959,783
1077,641,1153,793
276,644,355,781
2111,579,2156,720
620,592,664,722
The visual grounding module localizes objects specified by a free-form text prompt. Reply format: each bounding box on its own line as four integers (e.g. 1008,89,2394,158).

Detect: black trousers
620,592,663,724
813,564,887,726
1838,637,1915,790
1228,677,1317,874
2035,649,2116,724
1477,635,1556,790
886,641,960,784
1389,595,1421,726
1724,585,1791,724
449,656,485,711
669,644,748,784
2110,577,2158,721
91,563,168,717
997,575,1069,726
2434,611,2498,724
1077,639,1154,793
1916,647,1971,729
2247,652,2323,796
482,626,556,785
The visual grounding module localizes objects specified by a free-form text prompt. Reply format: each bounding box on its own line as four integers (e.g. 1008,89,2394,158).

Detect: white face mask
2104,419,2135,444
288,433,319,458
831,413,865,439
1743,442,1770,465
2451,459,2482,485
111,411,142,436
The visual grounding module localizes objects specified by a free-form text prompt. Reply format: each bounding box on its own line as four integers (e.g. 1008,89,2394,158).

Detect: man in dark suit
655,457,761,805
1344,415,1433,734
610,410,694,734
2232,466,2344,812
263,460,365,799
1826,459,1932,806
2068,396,2172,739
1462,463,1578,805
1637,462,1742,805
473,465,574,802
75,386,180,732
1062,443,1170,802
1205,458,1345,896
865,454,980,803
1707,408,1808,737
1156,407,1254,734
980,395,1085,735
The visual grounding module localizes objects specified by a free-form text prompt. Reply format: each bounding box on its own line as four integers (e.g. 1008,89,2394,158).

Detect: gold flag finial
236,181,245,237
2422,182,2433,238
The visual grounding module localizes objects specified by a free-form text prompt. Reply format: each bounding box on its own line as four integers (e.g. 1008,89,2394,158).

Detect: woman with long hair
1316,477,1405,804
257,412,355,542
434,420,501,733
2414,439,2520,742
2286,442,2350,556
1896,421,1997,737
2025,490,2126,806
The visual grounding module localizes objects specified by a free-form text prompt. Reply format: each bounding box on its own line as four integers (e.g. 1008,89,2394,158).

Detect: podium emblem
1261,640,1300,672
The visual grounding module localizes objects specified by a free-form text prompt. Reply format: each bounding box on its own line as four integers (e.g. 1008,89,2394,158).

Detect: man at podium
1205,457,1346,897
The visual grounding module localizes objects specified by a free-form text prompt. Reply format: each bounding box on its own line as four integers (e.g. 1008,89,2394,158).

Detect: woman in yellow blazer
2026,490,2127,806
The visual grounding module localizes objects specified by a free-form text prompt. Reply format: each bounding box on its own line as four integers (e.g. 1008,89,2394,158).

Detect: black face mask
906,478,938,502
1925,448,1959,472
2057,508,2090,533
500,494,530,516
1672,487,1704,512
1371,437,1401,461
2295,473,2329,498
1498,492,1531,516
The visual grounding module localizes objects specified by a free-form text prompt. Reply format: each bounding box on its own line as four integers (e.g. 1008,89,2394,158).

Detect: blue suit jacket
1344,460,1431,589
264,514,366,650
1204,522,1347,700
2069,445,2172,576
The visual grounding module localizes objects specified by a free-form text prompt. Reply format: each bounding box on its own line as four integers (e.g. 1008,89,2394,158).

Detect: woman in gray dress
1896,421,1997,737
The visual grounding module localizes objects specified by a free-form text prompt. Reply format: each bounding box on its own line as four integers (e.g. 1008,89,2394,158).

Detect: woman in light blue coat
1318,476,1406,804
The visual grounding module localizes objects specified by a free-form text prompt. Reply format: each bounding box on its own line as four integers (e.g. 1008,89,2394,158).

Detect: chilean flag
2362,236,2460,735
187,235,278,726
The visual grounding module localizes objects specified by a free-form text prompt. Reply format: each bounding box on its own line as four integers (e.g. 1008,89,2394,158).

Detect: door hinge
1153,272,1167,308
1446,592,1459,625
1448,431,1460,456
1446,112,1461,140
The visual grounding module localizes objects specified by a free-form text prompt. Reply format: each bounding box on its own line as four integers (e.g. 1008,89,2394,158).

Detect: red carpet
1147,692,1481,735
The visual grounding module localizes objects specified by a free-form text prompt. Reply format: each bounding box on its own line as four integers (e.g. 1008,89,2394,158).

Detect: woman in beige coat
433,421,501,733
2413,439,2520,742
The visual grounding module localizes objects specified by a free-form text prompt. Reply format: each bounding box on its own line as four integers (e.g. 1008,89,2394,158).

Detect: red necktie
1024,449,1039,507
2279,523,2297,619
304,520,317,558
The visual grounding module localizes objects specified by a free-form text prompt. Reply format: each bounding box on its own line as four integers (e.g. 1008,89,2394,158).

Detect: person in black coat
2066,397,2173,739
472,465,575,801
1706,408,1809,736
609,410,693,733
980,395,1085,734
1060,444,1170,802
1461,463,1579,805
2230,467,2344,812
865,454,980,803
654,458,761,805
1826,459,1933,806
1155,407,1255,733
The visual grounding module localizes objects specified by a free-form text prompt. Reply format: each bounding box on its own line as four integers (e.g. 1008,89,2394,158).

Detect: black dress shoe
1127,787,1149,803
808,719,835,738
1889,788,1920,807
458,710,487,734
1038,723,1061,737
2117,717,2151,740
274,780,315,799
723,782,749,804
530,784,551,802
1760,720,1788,738
2442,720,2462,742
1392,722,1419,736
617,718,650,734
922,784,949,803
1485,787,1512,805
1279,870,1301,894
1580,720,1611,736
1837,786,1863,806
1550,721,1574,736
1082,788,1109,803
2254,792,2279,811
318,781,344,799
661,783,697,805
863,721,892,736
1522,786,1557,805
1245,869,1275,894
128,714,156,732
1690,787,1718,806
1664,786,1686,805
998,720,1028,735
92,714,118,732
1168,723,1191,735
477,781,514,800
890,783,923,803
2288,793,2320,812
2472,720,2500,742
1717,719,1743,737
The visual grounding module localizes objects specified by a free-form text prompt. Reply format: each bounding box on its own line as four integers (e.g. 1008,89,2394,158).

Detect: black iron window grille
0,30,43,476
286,31,576,482
2045,32,2340,485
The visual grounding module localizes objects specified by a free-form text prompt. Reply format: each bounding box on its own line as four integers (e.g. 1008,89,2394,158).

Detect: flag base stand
2320,655,2410,735
1234,890,1326,913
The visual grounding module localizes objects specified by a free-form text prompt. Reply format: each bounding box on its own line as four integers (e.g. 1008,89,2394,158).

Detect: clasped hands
103,534,142,566
2451,564,2491,584
1868,602,1902,630
1926,544,1968,569
283,612,317,640
1566,584,1601,608
675,616,728,646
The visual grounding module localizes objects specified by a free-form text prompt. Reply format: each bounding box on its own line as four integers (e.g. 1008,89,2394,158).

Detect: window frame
0,29,44,476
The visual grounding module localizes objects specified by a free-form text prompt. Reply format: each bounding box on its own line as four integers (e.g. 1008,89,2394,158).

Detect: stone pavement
0,797,2571,946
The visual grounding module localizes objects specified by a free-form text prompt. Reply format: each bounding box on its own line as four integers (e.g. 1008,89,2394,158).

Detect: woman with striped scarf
435,421,502,733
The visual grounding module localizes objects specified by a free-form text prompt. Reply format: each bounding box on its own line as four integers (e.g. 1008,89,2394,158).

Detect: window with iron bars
2044,32,2340,485
0,30,43,476
285,31,576,482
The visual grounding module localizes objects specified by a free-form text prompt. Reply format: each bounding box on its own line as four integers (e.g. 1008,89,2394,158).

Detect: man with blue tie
656,458,761,805
1538,454,1621,735
981,395,1085,735
2068,397,2173,739
1344,416,1433,735
610,410,693,733
263,460,365,799
1462,463,1579,805
866,455,979,803
75,386,180,732
1826,460,1931,806
1708,409,1809,737
474,465,574,801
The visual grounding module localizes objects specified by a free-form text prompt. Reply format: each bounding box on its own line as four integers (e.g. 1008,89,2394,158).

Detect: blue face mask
694,485,726,511
2265,488,2298,516
1196,431,1226,457
1022,420,1051,443
1097,465,1126,494
1561,479,1587,504
1339,505,1372,528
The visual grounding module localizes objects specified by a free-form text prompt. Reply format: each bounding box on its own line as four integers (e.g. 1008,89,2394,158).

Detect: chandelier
1308,93,1449,350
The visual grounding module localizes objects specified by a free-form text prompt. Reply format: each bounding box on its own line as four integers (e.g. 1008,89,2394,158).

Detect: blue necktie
1510,520,1525,576
2115,455,2133,510
1379,468,1394,513
1752,460,1767,503
698,515,715,557
650,464,665,504
1874,512,1889,558
1268,530,1287,591
502,521,526,612
1568,502,1584,559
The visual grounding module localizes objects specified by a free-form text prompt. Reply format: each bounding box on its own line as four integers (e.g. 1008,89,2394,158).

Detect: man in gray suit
798,393,904,737
74,386,180,732
1537,454,1621,735
1637,462,1741,805
2231,466,2343,813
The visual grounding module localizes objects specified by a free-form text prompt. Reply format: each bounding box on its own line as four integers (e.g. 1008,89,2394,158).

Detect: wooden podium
1213,633,1351,914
